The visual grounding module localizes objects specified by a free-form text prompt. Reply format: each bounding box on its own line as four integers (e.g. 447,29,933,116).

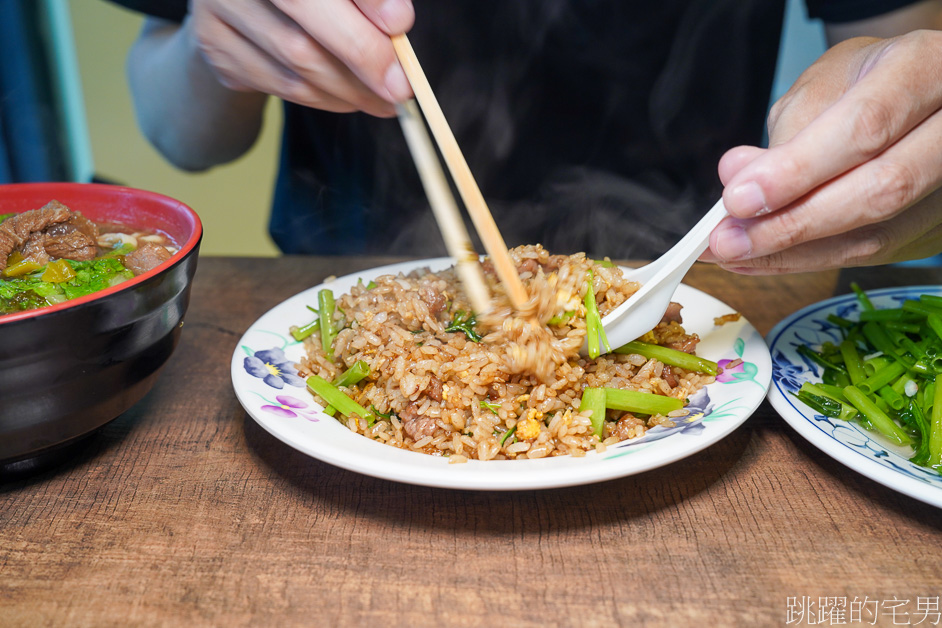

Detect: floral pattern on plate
766,285,942,508
231,258,772,490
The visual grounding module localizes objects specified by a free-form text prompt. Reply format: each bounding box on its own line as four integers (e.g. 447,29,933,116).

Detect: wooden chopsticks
395,100,491,314
391,33,530,313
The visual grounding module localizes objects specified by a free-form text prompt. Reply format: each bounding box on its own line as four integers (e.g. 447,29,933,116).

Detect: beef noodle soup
0,200,179,316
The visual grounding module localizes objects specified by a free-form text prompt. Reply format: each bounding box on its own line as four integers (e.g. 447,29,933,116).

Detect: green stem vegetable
843,385,911,446
839,340,867,386
307,375,375,426
603,388,683,417
583,270,611,359
318,289,337,361
614,340,718,375
929,375,942,468
579,387,608,438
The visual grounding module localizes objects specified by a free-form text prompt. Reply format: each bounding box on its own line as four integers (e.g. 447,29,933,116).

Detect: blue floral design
771,349,807,394
609,388,712,456
243,347,305,389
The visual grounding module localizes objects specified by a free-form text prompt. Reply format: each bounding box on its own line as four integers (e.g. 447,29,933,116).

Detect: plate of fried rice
232,246,771,490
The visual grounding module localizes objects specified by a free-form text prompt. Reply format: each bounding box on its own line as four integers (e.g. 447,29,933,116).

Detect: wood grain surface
2,257,940,627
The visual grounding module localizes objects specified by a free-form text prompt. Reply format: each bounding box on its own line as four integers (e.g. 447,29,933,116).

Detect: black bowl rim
0,182,203,326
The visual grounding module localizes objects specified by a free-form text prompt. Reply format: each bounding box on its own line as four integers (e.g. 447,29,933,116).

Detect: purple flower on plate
261,395,320,421
244,347,305,389
715,358,745,383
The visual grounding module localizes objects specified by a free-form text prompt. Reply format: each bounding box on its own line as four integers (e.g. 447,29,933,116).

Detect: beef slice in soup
125,241,172,275
0,200,74,271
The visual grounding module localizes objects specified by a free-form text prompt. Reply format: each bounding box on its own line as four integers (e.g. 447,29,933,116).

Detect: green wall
70,0,282,256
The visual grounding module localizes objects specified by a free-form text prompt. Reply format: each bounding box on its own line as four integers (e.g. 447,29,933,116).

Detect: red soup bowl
0,183,202,465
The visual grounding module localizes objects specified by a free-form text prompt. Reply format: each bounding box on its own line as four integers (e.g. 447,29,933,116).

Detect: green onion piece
603,388,683,417
904,399,931,466
614,340,718,376
899,336,927,360
877,385,906,411
874,394,890,413
843,385,911,446
592,259,615,268
911,360,932,376
920,294,942,307
859,308,907,322
851,282,875,311
857,360,906,395
885,321,921,334
318,289,337,361
930,375,942,469
499,425,517,446
307,375,374,425
862,355,889,377
862,321,906,364
839,340,867,386
926,313,942,345
902,299,942,318
579,387,608,438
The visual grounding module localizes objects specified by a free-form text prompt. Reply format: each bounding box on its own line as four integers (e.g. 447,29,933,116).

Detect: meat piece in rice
299,245,714,461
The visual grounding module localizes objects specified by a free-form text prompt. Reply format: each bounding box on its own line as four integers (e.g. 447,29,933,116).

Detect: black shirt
106,0,921,257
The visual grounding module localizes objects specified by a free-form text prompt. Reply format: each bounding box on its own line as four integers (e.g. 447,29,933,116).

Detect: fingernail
728,181,768,217
714,222,753,261
378,0,413,32
384,62,411,102
698,248,719,263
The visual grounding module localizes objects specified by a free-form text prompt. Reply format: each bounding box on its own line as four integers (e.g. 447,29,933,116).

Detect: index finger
272,0,415,102
724,31,942,218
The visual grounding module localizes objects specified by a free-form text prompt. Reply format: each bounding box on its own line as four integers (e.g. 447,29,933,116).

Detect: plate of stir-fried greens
767,284,942,509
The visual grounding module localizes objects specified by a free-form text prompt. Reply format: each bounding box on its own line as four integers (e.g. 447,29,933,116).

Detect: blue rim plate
766,285,942,508
232,259,772,490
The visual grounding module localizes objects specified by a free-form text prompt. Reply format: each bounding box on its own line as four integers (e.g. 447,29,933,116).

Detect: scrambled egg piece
516,417,542,440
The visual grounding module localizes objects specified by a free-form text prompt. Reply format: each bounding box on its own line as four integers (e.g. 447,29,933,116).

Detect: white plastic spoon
595,198,729,352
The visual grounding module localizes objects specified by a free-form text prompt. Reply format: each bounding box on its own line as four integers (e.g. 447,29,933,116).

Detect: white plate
766,285,942,508
231,259,772,490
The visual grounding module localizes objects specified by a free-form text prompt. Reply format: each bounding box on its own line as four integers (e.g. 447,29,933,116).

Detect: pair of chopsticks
391,34,528,315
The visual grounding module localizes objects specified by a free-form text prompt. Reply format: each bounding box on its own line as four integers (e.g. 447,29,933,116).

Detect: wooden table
2,257,940,627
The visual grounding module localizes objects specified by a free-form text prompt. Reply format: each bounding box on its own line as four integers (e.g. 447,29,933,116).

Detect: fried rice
296,244,714,462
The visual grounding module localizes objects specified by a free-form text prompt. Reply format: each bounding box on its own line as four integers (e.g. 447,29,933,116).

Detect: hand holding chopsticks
391,34,529,313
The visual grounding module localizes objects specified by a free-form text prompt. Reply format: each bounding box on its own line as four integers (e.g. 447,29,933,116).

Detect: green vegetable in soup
0,257,134,315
